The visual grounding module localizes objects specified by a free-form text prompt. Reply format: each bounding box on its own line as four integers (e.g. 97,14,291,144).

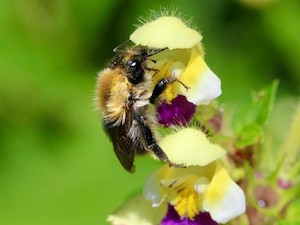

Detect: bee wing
112,135,135,173
103,120,135,173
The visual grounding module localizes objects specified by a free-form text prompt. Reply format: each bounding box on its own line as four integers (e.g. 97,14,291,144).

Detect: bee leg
150,76,189,104
136,115,184,167
146,67,159,73
137,115,168,160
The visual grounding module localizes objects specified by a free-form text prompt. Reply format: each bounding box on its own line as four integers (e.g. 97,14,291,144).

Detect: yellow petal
107,195,166,225
203,163,246,224
147,168,205,219
130,16,202,50
150,58,186,102
172,177,200,219
144,170,167,207
179,44,222,105
159,128,226,166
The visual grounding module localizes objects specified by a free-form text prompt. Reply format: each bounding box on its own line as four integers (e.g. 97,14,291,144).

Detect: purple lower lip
161,204,218,225
157,95,196,126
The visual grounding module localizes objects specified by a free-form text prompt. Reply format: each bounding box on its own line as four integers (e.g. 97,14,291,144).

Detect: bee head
109,47,165,85
109,48,148,85
125,49,148,85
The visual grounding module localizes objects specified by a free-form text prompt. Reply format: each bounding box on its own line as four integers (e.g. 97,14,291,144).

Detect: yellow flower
107,129,246,225
144,128,246,224
130,16,221,105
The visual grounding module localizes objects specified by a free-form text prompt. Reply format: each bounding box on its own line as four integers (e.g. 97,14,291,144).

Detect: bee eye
126,59,144,85
128,60,139,68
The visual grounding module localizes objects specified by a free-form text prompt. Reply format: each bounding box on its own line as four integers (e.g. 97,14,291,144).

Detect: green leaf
234,124,264,148
279,199,300,224
232,81,279,142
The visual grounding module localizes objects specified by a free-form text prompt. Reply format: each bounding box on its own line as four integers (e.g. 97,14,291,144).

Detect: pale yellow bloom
130,16,221,105
145,128,246,224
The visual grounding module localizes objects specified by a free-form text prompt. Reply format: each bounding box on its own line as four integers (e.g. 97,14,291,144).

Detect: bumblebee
96,45,184,172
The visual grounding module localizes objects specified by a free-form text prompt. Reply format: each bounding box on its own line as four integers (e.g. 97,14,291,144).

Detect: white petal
203,163,246,224
144,170,166,207
177,45,222,105
186,67,222,105
107,195,166,225
171,61,186,78
194,177,210,194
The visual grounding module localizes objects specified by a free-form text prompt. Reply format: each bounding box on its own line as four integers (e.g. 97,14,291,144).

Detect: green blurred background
0,0,299,224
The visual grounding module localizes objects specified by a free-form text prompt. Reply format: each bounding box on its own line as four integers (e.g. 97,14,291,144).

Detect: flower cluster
106,12,300,225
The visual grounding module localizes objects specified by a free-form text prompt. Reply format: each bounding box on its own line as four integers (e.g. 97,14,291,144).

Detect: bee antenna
113,40,132,52
147,48,167,57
